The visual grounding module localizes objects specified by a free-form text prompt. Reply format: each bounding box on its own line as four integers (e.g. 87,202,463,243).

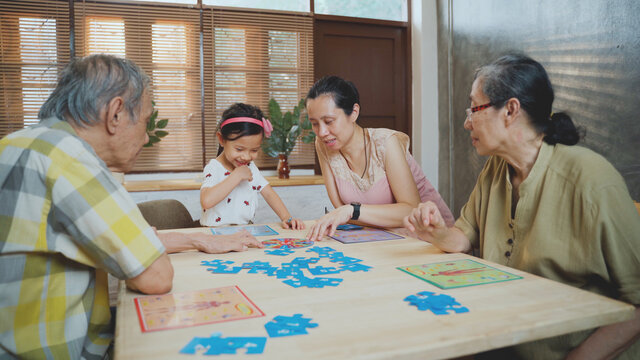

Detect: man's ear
504,97,521,127
105,96,125,135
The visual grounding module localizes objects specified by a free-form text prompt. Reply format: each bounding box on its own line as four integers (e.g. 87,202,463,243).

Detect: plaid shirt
0,117,165,359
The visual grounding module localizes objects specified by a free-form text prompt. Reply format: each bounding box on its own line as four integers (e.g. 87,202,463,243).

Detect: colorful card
134,286,264,332
210,224,278,236
261,238,314,249
329,227,403,244
397,259,522,289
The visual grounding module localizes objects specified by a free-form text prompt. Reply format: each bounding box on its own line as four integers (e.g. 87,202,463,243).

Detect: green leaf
301,114,312,130
155,130,169,138
302,132,316,143
147,111,157,131
268,99,282,125
156,119,169,129
283,112,293,131
148,135,161,144
143,142,152,148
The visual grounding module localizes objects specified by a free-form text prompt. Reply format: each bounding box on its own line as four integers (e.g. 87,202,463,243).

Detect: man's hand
191,230,263,253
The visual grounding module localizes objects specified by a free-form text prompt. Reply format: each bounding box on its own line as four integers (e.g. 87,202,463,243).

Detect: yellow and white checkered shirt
0,117,165,359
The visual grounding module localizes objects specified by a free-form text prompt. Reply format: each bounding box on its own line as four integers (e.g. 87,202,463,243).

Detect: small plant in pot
144,101,169,147
261,98,315,179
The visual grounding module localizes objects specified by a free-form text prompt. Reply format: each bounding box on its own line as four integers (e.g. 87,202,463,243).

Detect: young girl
200,103,305,230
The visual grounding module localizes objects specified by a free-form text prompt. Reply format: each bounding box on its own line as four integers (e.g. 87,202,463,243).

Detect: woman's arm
260,185,305,230
200,165,252,210
404,202,471,253
566,306,640,360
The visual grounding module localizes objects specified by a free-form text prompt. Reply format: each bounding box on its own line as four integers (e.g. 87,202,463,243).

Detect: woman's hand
306,205,353,242
191,230,263,253
403,201,448,243
281,217,306,230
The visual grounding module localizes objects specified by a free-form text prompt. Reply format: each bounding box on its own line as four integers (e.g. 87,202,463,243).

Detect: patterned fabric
200,159,269,227
0,117,166,359
316,128,454,226
456,142,640,359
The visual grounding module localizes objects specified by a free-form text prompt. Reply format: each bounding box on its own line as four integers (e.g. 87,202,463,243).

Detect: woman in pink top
306,76,454,241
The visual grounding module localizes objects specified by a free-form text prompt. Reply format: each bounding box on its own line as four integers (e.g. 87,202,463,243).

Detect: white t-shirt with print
200,159,269,227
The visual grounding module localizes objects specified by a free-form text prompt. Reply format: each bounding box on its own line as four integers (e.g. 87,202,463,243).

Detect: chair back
137,199,200,230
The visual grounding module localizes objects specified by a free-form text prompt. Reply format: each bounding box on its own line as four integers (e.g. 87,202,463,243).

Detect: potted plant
144,101,169,147
261,98,315,179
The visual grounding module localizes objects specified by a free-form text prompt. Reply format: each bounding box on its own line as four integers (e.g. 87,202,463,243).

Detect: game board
261,238,314,249
134,286,264,332
397,259,522,289
210,224,278,236
329,227,403,244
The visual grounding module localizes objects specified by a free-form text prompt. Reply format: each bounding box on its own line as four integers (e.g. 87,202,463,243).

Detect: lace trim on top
317,128,410,193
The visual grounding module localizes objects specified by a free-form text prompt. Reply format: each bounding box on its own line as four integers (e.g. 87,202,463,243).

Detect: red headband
220,117,273,137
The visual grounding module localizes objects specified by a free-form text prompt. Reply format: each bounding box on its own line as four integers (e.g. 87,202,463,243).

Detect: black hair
306,75,360,116
216,103,264,156
475,54,584,145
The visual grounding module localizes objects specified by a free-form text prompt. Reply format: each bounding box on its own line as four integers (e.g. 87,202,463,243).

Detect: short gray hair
39,54,150,126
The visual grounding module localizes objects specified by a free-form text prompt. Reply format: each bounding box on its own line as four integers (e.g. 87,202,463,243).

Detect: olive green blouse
456,142,640,359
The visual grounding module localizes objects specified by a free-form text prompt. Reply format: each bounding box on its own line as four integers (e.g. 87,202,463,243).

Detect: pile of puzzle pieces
404,291,469,315
180,314,318,355
200,246,372,289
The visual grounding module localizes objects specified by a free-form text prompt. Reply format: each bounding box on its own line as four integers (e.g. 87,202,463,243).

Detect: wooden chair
137,199,200,230
635,201,640,216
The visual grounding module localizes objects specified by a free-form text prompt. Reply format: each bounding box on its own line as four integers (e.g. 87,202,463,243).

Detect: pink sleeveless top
316,128,455,226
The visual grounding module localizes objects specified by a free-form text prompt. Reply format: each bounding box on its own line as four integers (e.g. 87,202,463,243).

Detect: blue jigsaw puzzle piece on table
339,263,372,272
241,261,272,269
201,260,234,267
404,291,469,315
264,249,295,256
264,314,318,337
288,257,320,269
180,333,267,355
206,266,242,274
307,265,342,275
305,246,336,257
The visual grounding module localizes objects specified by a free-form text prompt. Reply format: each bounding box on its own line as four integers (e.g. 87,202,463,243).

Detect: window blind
75,1,204,172
0,0,70,138
206,8,315,168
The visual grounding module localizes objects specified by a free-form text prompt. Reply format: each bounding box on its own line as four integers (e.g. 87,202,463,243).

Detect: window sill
123,175,324,192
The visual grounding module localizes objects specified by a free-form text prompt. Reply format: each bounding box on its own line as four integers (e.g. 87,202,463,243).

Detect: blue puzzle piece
206,266,242,274
264,314,318,337
339,263,372,272
241,261,272,269
264,249,295,256
404,291,469,315
307,266,341,275
180,333,266,355
305,246,336,257
201,260,234,267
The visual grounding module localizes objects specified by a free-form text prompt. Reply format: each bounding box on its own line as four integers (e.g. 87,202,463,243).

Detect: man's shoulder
1,119,84,157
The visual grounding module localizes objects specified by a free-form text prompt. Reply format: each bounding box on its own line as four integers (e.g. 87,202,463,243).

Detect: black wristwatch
350,202,361,220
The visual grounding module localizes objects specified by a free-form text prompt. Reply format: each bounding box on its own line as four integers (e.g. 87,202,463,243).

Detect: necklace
340,127,368,178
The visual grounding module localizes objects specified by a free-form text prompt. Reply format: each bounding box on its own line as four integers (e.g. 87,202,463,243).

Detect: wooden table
114,223,634,359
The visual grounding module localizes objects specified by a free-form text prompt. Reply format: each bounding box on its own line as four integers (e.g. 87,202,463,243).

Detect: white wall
411,0,440,190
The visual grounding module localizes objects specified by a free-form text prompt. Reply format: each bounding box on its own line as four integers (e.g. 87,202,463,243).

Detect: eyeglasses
465,102,493,119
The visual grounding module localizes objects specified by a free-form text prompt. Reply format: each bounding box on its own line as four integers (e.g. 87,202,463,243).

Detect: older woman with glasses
404,54,640,359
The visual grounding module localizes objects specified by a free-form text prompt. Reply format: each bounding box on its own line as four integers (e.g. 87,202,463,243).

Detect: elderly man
0,54,260,359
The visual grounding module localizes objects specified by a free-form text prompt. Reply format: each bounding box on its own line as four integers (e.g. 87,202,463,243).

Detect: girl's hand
403,201,448,243
233,165,253,182
306,205,352,242
281,217,305,230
